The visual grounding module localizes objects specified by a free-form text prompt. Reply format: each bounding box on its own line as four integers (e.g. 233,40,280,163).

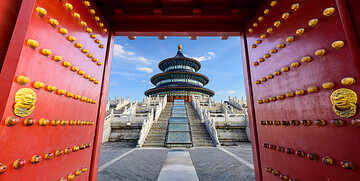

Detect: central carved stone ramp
185,102,215,147
142,103,173,147
166,100,192,148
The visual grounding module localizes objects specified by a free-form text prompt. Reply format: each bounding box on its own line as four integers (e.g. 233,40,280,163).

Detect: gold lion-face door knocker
330,88,357,118
13,88,37,117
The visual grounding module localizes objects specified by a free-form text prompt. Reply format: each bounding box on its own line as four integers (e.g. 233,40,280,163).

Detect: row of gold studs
64,1,107,33
35,6,105,50
25,39,101,84
64,2,106,46
248,0,280,33
35,8,104,67
257,77,356,104
4,116,95,127
260,118,360,127
60,166,89,181
263,143,355,169
263,167,294,180
252,7,337,67
250,2,301,46
82,0,108,33
0,143,91,174
251,6,334,50
16,75,98,104
254,40,344,83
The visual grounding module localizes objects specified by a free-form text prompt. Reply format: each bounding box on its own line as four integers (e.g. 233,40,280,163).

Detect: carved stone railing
115,98,130,111
137,109,154,147
106,97,130,112
191,96,219,146
207,113,246,123
154,95,167,122
228,98,243,111
137,96,167,147
102,109,114,143
203,110,220,147
191,96,204,122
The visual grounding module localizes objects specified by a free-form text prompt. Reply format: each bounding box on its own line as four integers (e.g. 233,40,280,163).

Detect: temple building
144,45,215,102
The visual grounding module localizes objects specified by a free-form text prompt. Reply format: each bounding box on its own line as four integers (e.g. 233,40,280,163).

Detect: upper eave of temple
150,71,209,85
158,50,201,72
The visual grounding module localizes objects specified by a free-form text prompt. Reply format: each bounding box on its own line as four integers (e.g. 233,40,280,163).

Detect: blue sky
108,36,246,102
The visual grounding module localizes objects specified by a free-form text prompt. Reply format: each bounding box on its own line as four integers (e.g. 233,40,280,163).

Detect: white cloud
141,80,147,83
216,90,224,95
136,67,153,73
192,52,216,62
208,52,215,56
113,44,150,64
110,82,120,87
226,90,236,94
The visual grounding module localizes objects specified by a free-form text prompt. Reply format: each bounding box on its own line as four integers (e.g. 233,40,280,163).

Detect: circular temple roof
145,45,214,97
158,50,201,71
150,71,209,86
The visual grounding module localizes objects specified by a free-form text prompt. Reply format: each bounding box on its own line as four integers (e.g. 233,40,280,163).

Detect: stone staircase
142,103,173,147
185,102,215,147
109,103,138,142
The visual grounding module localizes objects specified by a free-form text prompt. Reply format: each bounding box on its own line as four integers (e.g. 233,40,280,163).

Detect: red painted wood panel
0,0,109,180
245,0,360,180
241,33,263,181
0,0,22,70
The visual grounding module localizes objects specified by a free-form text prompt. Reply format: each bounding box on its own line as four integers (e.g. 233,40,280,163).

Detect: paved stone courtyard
97,142,255,181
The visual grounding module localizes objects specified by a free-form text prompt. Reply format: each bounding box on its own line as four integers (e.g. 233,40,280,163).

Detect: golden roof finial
177,45,182,51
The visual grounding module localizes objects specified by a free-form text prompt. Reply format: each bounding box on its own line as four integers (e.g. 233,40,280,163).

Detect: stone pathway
97,142,255,181
157,150,199,181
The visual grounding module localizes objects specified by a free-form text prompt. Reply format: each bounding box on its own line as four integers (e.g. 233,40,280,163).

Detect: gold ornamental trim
330,88,357,118
13,88,36,117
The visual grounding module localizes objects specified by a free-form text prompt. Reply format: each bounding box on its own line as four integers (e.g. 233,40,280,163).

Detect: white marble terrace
102,95,249,145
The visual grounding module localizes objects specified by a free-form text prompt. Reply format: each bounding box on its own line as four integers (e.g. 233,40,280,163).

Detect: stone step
190,126,206,129
191,130,209,133
142,144,165,147
166,144,192,148
156,120,170,123
146,137,166,140
152,123,168,126
192,137,212,140
192,143,215,147
151,122,167,125
150,128,168,131
189,122,203,124
145,137,166,141
192,135,211,138
151,125,168,128
148,133,166,136
190,126,207,129
143,140,165,144
147,132,166,135
189,123,204,126
191,129,207,132
153,122,168,124
193,140,214,143
148,129,167,133
143,139,165,143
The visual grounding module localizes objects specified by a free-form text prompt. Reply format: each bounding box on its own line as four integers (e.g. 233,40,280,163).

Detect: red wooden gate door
243,0,360,180
0,0,111,180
